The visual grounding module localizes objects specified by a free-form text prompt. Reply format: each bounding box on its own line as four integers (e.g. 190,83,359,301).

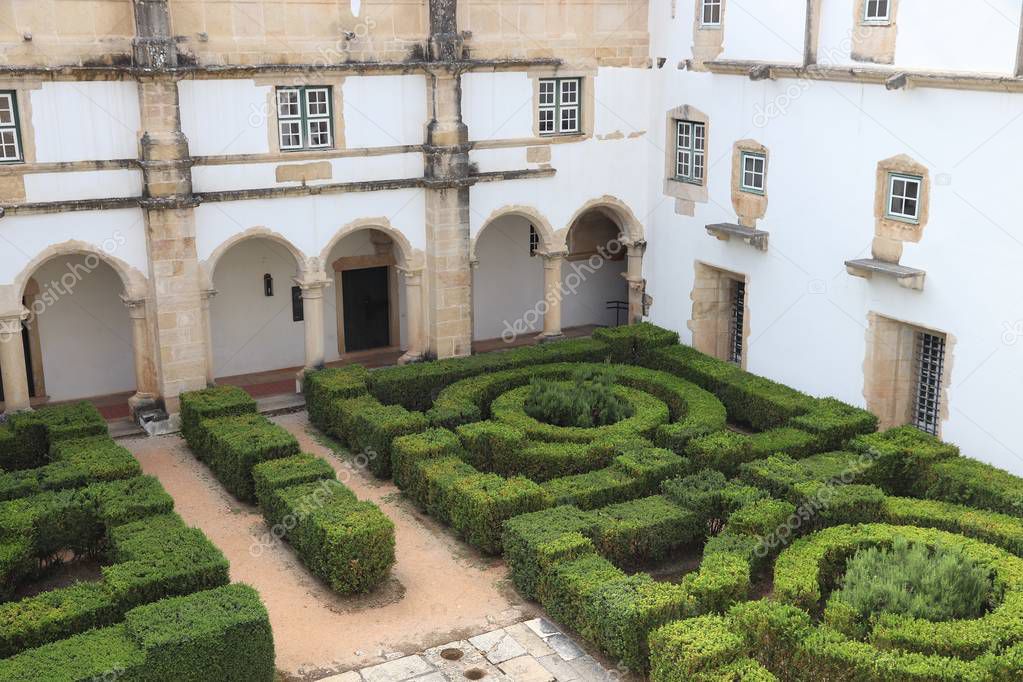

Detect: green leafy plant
524,367,634,428
829,535,994,624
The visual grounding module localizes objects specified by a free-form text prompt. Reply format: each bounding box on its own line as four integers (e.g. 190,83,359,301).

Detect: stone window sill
845,258,925,291
705,222,769,251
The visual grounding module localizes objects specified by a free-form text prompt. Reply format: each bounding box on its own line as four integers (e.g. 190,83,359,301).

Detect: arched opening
209,237,306,381
472,215,545,344
323,228,406,362
563,208,630,329
3,256,136,409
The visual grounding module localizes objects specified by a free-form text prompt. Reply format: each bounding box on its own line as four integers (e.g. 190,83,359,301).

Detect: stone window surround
688,261,751,370
863,311,953,436
731,139,769,228
528,68,596,142
691,0,726,70
257,75,347,157
664,104,710,212
851,0,900,65
872,154,930,263
0,82,40,204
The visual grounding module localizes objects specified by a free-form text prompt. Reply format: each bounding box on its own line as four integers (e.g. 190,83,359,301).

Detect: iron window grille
864,0,891,23
887,173,922,222
912,331,945,436
729,279,746,365
276,86,333,151
0,92,23,163
676,120,706,185
741,152,766,194
539,78,581,136
702,0,722,26
529,224,540,256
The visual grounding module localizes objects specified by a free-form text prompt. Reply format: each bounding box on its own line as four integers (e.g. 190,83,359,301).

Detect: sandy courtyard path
124,411,533,679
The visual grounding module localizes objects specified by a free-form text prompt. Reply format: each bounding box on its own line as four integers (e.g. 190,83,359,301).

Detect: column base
128,392,159,416
538,332,565,344
398,351,425,365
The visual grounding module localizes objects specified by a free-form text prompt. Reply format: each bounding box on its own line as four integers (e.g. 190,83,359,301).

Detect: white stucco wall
210,238,306,378
472,215,545,341
31,256,136,401
647,4,1023,473
30,82,141,163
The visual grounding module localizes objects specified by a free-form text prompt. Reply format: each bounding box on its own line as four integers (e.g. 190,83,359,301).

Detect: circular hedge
491,383,670,443
774,523,1023,659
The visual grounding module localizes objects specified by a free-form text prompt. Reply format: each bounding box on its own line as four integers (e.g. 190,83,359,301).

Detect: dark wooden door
342,266,390,352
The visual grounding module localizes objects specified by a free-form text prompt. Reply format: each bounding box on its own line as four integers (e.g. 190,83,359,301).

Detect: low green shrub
448,473,547,554
492,383,669,443
592,322,680,364
1,403,107,471
748,427,819,460
350,403,429,478
391,427,463,492
586,574,694,673
0,436,140,501
272,480,395,594
303,365,369,431
503,505,602,598
687,430,753,476
592,495,700,567
251,453,335,516
415,456,479,523
910,455,1023,518
325,393,382,447
830,535,993,626
540,467,639,510
537,553,627,633
726,498,797,537
368,337,611,410
455,420,526,472
788,398,878,451
881,495,1023,556
648,614,747,680
524,367,635,428
197,413,301,502
179,385,256,448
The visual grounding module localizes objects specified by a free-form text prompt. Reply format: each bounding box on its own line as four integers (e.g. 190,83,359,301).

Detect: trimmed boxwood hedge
182,387,395,595
0,436,140,501
0,402,107,471
592,322,680,364
0,584,274,682
366,336,611,411
179,385,256,448
303,364,370,431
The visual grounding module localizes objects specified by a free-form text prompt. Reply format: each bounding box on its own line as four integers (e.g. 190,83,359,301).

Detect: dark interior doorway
342,266,391,352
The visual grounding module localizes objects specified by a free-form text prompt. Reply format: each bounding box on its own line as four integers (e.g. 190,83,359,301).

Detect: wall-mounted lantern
263,273,274,297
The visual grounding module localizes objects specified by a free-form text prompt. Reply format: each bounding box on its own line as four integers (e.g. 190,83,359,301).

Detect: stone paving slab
320,618,619,681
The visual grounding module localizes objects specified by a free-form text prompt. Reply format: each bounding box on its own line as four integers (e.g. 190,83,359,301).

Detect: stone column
0,311,31,413
200,289,216,386
398,268,425,364
541,251,565,340
625,240,647,324
121,296,159,413
295,276,330,391
134,0,208,414
423,2,473,359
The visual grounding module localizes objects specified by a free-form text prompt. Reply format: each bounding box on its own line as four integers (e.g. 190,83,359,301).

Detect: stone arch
201,227,308,290
319,218,418,272
563,195,644,246
7,240,148,310
471,205,561,261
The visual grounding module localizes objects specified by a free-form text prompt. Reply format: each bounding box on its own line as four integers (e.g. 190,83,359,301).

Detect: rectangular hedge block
252,453,336,515
503,505,602,599
391,427,463,493
350,403,429,478
592,495,701,567
592,322,679,364
179,385,256,448
448,473,547,554
199,413,301,502
304,365,369,431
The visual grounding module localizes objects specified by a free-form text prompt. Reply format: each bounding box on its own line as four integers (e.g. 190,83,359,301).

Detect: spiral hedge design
305,323,1023,680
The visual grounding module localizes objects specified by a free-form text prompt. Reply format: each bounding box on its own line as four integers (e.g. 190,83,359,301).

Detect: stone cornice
705,59,1023,94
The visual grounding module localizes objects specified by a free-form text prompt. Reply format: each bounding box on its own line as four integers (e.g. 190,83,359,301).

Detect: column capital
120,295,149,319
539,250,568,262
200,288,218,301
622,238,647,253
0,308,28,335
397,266,425,283
293,275,332,295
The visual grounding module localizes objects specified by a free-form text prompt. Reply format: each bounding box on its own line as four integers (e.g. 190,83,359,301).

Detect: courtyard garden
4,322,1023,680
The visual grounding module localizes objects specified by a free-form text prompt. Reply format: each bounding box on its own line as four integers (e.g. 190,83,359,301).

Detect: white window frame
740,152,766,194
887,173,922,222
538,78,582,136
276,86,334,151
0,92,23,163
675,120,706,185
701,0,723,27
863,0,891,24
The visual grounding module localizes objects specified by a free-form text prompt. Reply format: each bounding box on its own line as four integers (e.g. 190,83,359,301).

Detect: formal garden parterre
0,402,275,681
299,323,1023,681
